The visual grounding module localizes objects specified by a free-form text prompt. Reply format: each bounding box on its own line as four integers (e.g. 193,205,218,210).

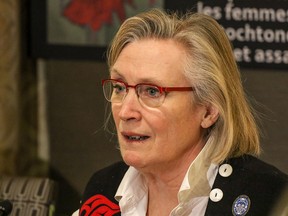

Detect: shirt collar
115,166,147,202
115,166,148,214
115,142,218,208
178,142,217,202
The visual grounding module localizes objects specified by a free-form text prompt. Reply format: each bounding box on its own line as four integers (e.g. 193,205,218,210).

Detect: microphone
0,200,13,216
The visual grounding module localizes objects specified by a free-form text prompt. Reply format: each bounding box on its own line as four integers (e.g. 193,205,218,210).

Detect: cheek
166,103,203,136
149,108,185,141
149,115,169,135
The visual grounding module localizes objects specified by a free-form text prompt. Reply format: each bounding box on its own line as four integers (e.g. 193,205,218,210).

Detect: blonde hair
107,8,260,163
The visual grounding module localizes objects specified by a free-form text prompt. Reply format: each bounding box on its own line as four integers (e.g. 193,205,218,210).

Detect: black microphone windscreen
0,200,13,215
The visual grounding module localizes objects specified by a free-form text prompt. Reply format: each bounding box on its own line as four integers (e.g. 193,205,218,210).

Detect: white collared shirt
115,143,219,216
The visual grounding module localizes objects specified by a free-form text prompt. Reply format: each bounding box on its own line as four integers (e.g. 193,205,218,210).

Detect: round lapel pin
232,195,250,216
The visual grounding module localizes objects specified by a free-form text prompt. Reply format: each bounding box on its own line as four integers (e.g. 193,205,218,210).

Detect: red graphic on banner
80,194,120,216
63,0,156,31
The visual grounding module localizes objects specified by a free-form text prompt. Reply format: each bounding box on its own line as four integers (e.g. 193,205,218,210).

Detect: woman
76,9,287,216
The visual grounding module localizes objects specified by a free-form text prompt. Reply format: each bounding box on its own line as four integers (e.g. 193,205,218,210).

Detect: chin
121,151,146,169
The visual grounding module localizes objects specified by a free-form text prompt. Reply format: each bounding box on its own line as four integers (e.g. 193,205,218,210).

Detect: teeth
128,136,148,141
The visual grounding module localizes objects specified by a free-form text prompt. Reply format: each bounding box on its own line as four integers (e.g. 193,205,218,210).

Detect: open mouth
125,135,149,141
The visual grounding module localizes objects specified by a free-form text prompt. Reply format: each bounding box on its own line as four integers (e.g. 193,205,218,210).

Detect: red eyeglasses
102,79,195,107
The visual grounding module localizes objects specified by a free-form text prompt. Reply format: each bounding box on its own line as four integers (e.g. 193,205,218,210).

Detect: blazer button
209,188,223,202
219,163,233,177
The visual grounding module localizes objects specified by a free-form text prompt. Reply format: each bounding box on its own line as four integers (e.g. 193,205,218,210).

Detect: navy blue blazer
79,155,287,216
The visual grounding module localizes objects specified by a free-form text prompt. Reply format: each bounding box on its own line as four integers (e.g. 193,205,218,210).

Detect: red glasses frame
101,79,195,94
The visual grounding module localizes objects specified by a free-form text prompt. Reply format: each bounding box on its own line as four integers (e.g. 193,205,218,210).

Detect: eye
113,82,126,94
140,85,162,98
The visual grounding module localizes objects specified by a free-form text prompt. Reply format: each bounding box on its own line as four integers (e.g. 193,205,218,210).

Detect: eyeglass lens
102,80,165,107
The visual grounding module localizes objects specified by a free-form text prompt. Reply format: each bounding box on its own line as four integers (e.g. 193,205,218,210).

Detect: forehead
111,39,189,85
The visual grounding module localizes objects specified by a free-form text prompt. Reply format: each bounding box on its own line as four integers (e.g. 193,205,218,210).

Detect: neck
142,142,206,216
146,179,180,216
143,141,205,181
142,156,196,216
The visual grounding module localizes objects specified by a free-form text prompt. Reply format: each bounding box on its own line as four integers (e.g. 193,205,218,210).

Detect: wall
44,60,122,214
43,59,288,214
0,0,20,175
242,69,288,170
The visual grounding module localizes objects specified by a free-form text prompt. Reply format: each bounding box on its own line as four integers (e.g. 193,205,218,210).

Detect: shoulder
228,154,287,185
81,161,129,205
218,154,288,194
205,155,288,216
227,155,287,200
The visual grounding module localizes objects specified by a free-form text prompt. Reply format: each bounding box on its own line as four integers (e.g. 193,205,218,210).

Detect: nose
118,89,142,121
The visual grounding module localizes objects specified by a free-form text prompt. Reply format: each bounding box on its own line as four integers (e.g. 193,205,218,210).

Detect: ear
201,104,219,129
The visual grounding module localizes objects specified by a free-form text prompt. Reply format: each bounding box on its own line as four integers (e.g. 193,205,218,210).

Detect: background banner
30,0,288,69
166,0,288,69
